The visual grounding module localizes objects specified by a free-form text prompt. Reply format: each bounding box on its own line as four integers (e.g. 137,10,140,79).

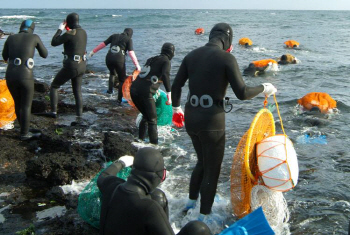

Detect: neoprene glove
89,50,95,58
118,155,134,167
58,22,66,31
262,83,277,97
166,92,172,105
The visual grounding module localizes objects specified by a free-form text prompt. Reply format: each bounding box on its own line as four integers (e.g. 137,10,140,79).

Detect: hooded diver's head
66,13,80,29
209,23,233,51
161,42,175,60
19,20,35,33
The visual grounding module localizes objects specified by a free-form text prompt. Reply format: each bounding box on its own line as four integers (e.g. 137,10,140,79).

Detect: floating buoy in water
297,92,336,114
278,54,298,65
238,37,253,47
256,134,299,192
195,28,204,35
251,59,278,68
284,40,299,48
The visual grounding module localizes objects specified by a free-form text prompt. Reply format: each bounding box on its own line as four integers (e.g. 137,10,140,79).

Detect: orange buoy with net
284,40,299,48
122,70,140,109
239,37,253,46
195,28,205,35
0,79,16,129
251,59,277,68
297,92,336,113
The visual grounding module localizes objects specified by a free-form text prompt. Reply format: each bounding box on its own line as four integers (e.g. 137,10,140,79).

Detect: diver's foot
106,90,114,94
182,199,197,215
34,112,57,118
20,132,41,141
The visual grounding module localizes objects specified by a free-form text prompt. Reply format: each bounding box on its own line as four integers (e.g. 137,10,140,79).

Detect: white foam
60,180,89,195
112,15,122,17
0,15,36,19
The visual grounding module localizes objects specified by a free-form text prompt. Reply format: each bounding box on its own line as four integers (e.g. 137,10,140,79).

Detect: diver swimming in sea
89,28,141,104
97,147,212,235
171,23,277,219
243,59,279,76
2,20,48,140
48,13,87,118
130,43,174,145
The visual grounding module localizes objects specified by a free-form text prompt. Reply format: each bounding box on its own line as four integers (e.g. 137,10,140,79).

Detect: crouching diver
89,28,141,102
48,13,87,118
130,43,175,145
2,20,48,140
97,147,212,235
171,23,277,219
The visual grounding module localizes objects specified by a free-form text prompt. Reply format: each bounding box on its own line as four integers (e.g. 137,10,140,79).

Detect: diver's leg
71,73,83,116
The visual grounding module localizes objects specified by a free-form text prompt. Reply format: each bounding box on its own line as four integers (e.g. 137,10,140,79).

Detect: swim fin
220,207,274,235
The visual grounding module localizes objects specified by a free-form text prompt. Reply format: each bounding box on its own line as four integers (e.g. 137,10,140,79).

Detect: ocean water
1,9,350,234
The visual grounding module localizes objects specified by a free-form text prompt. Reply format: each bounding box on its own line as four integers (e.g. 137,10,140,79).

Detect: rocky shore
0,79,141,234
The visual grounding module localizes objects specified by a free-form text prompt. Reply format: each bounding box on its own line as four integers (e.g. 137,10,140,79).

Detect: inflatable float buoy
297,92,336,114
284,40,299,48
238,37,253,47
244,59,278,76
195,28,204,35
256,134,299,192
0,80,16,130
122,70,140,109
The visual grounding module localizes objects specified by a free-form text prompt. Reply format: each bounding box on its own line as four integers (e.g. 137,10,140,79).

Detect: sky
2,0,350,11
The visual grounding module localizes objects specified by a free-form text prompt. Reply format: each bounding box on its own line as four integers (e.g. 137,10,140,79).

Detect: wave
0,15,36,19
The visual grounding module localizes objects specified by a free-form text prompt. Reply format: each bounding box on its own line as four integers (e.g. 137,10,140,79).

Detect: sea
1,9,350,235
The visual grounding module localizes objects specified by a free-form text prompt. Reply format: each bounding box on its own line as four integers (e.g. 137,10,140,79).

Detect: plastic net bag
78,162,131,228
154,89,172,126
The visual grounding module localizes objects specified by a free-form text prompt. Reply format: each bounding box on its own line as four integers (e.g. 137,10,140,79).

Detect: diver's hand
118,155,134,167
58,21,66,31
166,92,172,105
172,106,184,128
262,83,277,97
89,50,95,58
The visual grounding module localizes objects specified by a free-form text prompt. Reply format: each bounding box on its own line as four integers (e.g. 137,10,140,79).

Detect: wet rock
32,98,48,113
103,131,138,160
34,80,49,93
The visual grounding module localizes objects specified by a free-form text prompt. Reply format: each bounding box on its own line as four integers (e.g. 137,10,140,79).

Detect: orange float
122,70,140,109
251,59,277,68
297,92,336,113
0,80,16,129
284,40,299,48
239,37,253,46
194,28,204,35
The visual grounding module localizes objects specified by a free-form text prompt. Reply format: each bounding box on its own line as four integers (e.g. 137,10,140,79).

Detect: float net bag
284,40,299,48
78,162,131,229
230,108,275,218
252,59,277,68
155,89,173,126
239,37,253,46
297,92,336,113
0,80,16,129
122,70,140,109
256,134,298,192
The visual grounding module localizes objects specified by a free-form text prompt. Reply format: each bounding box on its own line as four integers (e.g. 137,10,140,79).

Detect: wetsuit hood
209,23,233,51
19,20,35,33
161,42,175,60
66,13,80,29
129,147,164,194
123,28,133,38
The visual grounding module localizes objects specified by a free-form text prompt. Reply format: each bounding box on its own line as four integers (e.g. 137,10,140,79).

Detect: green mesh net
78,162,131,229
154,89,173,126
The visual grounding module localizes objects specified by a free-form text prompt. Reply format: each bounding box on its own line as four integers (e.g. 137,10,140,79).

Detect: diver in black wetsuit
49,13,87,118
2,20,48,140
130,43,174,145
89,28,141,103
97,147,212,235
171,23,277,218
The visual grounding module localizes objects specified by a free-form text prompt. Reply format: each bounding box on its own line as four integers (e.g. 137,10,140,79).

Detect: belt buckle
14,58,21,66
200,95,213,108
73,55,81,62
26,58,34,69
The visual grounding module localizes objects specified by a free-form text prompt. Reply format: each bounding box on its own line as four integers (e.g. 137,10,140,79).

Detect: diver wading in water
171,23,277,219
2,20,48,140
97,147,212,235
130,43,174,145
89,28,141,104
44,13,87,118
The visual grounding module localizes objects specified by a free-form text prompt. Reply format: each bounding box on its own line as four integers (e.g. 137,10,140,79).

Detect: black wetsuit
172,23,263,215
50,13,87,116
104,28,133,100
130,52,172,144
2,20,48,136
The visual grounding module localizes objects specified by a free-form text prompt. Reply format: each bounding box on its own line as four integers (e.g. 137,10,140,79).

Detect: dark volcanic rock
103,131,138,160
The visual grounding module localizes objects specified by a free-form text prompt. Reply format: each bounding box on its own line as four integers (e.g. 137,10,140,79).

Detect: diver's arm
97,161,124,189
51,29,68,46
2,39,9,61
227,56,263,100
146,203,175,235
161,59,171,93
36,35,48,58
171,57,189,107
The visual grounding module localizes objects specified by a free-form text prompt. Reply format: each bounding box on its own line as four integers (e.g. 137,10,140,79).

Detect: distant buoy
238,37,253,46
284,40,299,48
297,92,336,114
195,28,205,35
